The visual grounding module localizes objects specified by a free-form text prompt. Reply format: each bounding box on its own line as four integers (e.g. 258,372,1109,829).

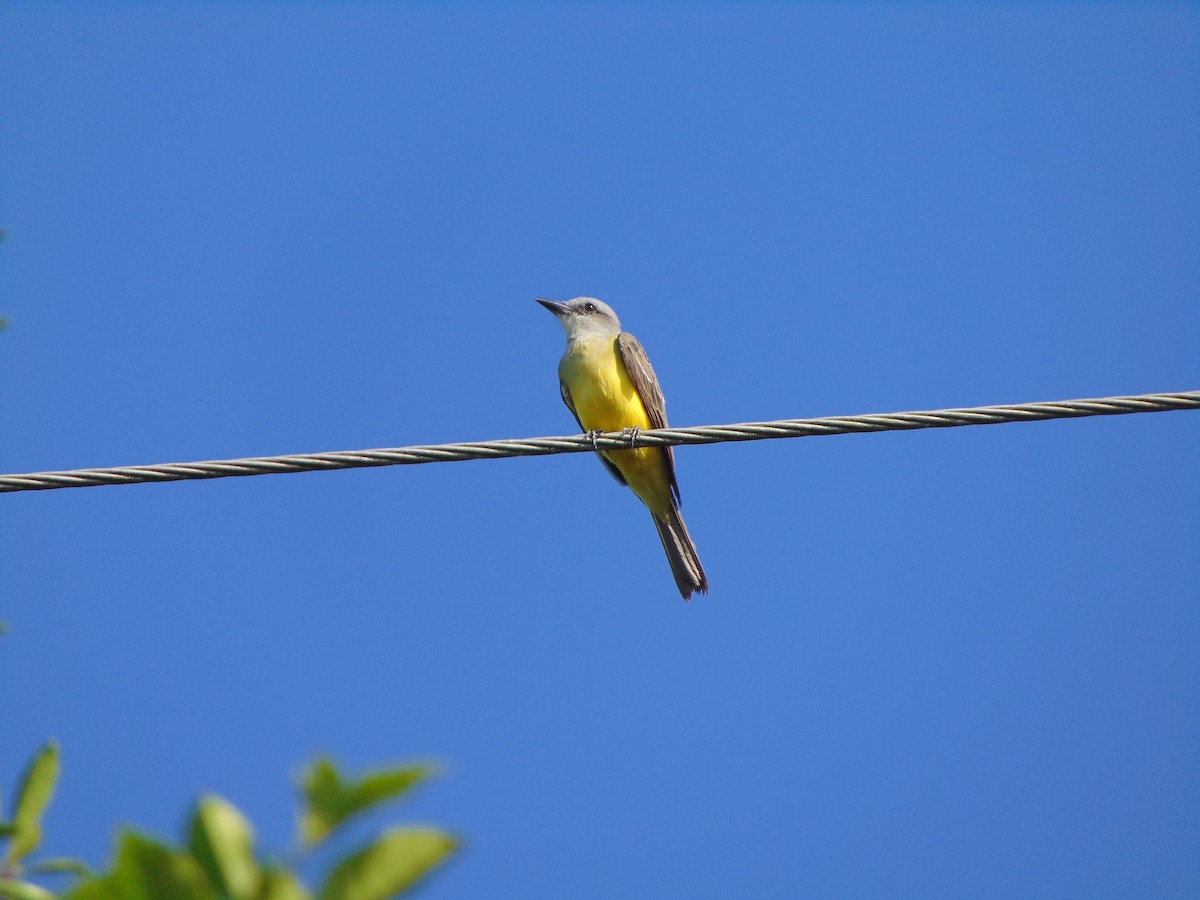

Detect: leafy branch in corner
0,743,457,900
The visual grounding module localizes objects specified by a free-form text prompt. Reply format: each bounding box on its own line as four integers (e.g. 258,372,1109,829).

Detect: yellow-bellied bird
537,297,708,600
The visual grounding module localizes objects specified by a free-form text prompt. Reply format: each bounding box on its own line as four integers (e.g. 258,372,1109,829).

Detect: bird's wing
559,377,627,486
616,332,681,504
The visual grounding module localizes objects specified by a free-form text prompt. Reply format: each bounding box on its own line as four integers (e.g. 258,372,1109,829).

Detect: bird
536,297,708,600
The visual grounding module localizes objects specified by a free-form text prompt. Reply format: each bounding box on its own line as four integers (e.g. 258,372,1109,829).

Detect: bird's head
536,297,622,340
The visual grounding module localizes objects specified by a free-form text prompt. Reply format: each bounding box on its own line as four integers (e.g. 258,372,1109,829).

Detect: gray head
536,296,622,340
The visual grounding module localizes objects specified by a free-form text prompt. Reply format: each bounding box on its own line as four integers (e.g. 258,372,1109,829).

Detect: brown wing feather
616,332,681,504
559,377,627,486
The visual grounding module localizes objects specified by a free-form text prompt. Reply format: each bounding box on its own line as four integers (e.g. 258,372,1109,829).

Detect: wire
1,390,1196,494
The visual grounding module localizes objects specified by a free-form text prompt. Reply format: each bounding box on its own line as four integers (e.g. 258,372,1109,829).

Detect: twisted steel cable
1,390,1196,494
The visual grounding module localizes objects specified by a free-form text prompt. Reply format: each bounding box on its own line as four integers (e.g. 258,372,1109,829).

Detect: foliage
0,745,456,900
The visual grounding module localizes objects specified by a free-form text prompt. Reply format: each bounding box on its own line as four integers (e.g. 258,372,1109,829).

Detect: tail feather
652,505,708,600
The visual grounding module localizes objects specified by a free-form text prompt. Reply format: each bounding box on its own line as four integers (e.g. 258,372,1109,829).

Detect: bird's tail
653,504,709,601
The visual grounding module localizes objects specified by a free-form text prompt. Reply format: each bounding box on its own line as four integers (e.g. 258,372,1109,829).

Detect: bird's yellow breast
558,335,652,433
558,334,673,515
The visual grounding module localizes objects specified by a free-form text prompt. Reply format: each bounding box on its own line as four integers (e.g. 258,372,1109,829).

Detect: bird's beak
536,297,571,317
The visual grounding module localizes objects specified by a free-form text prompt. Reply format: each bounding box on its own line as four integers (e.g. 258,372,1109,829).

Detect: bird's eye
585,302,597,312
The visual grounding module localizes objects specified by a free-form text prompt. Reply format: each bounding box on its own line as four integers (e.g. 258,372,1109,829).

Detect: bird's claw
621,426,642,448
585,429,603,450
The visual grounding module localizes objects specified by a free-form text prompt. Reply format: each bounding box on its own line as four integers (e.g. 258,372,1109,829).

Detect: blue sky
2,4,1197,897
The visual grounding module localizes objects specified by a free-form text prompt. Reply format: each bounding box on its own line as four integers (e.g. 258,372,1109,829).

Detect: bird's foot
621,426,642,448
584,429,603,450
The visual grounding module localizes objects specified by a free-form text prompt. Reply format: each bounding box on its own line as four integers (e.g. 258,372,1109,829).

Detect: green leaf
61,873,123,900
317,827,456,900
0,877,57,900
0,823,16,839
299,760,432,848
188,796,260,899
258,867,312,900
5,742,60,864
29,856,91,876
105,831,217,900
